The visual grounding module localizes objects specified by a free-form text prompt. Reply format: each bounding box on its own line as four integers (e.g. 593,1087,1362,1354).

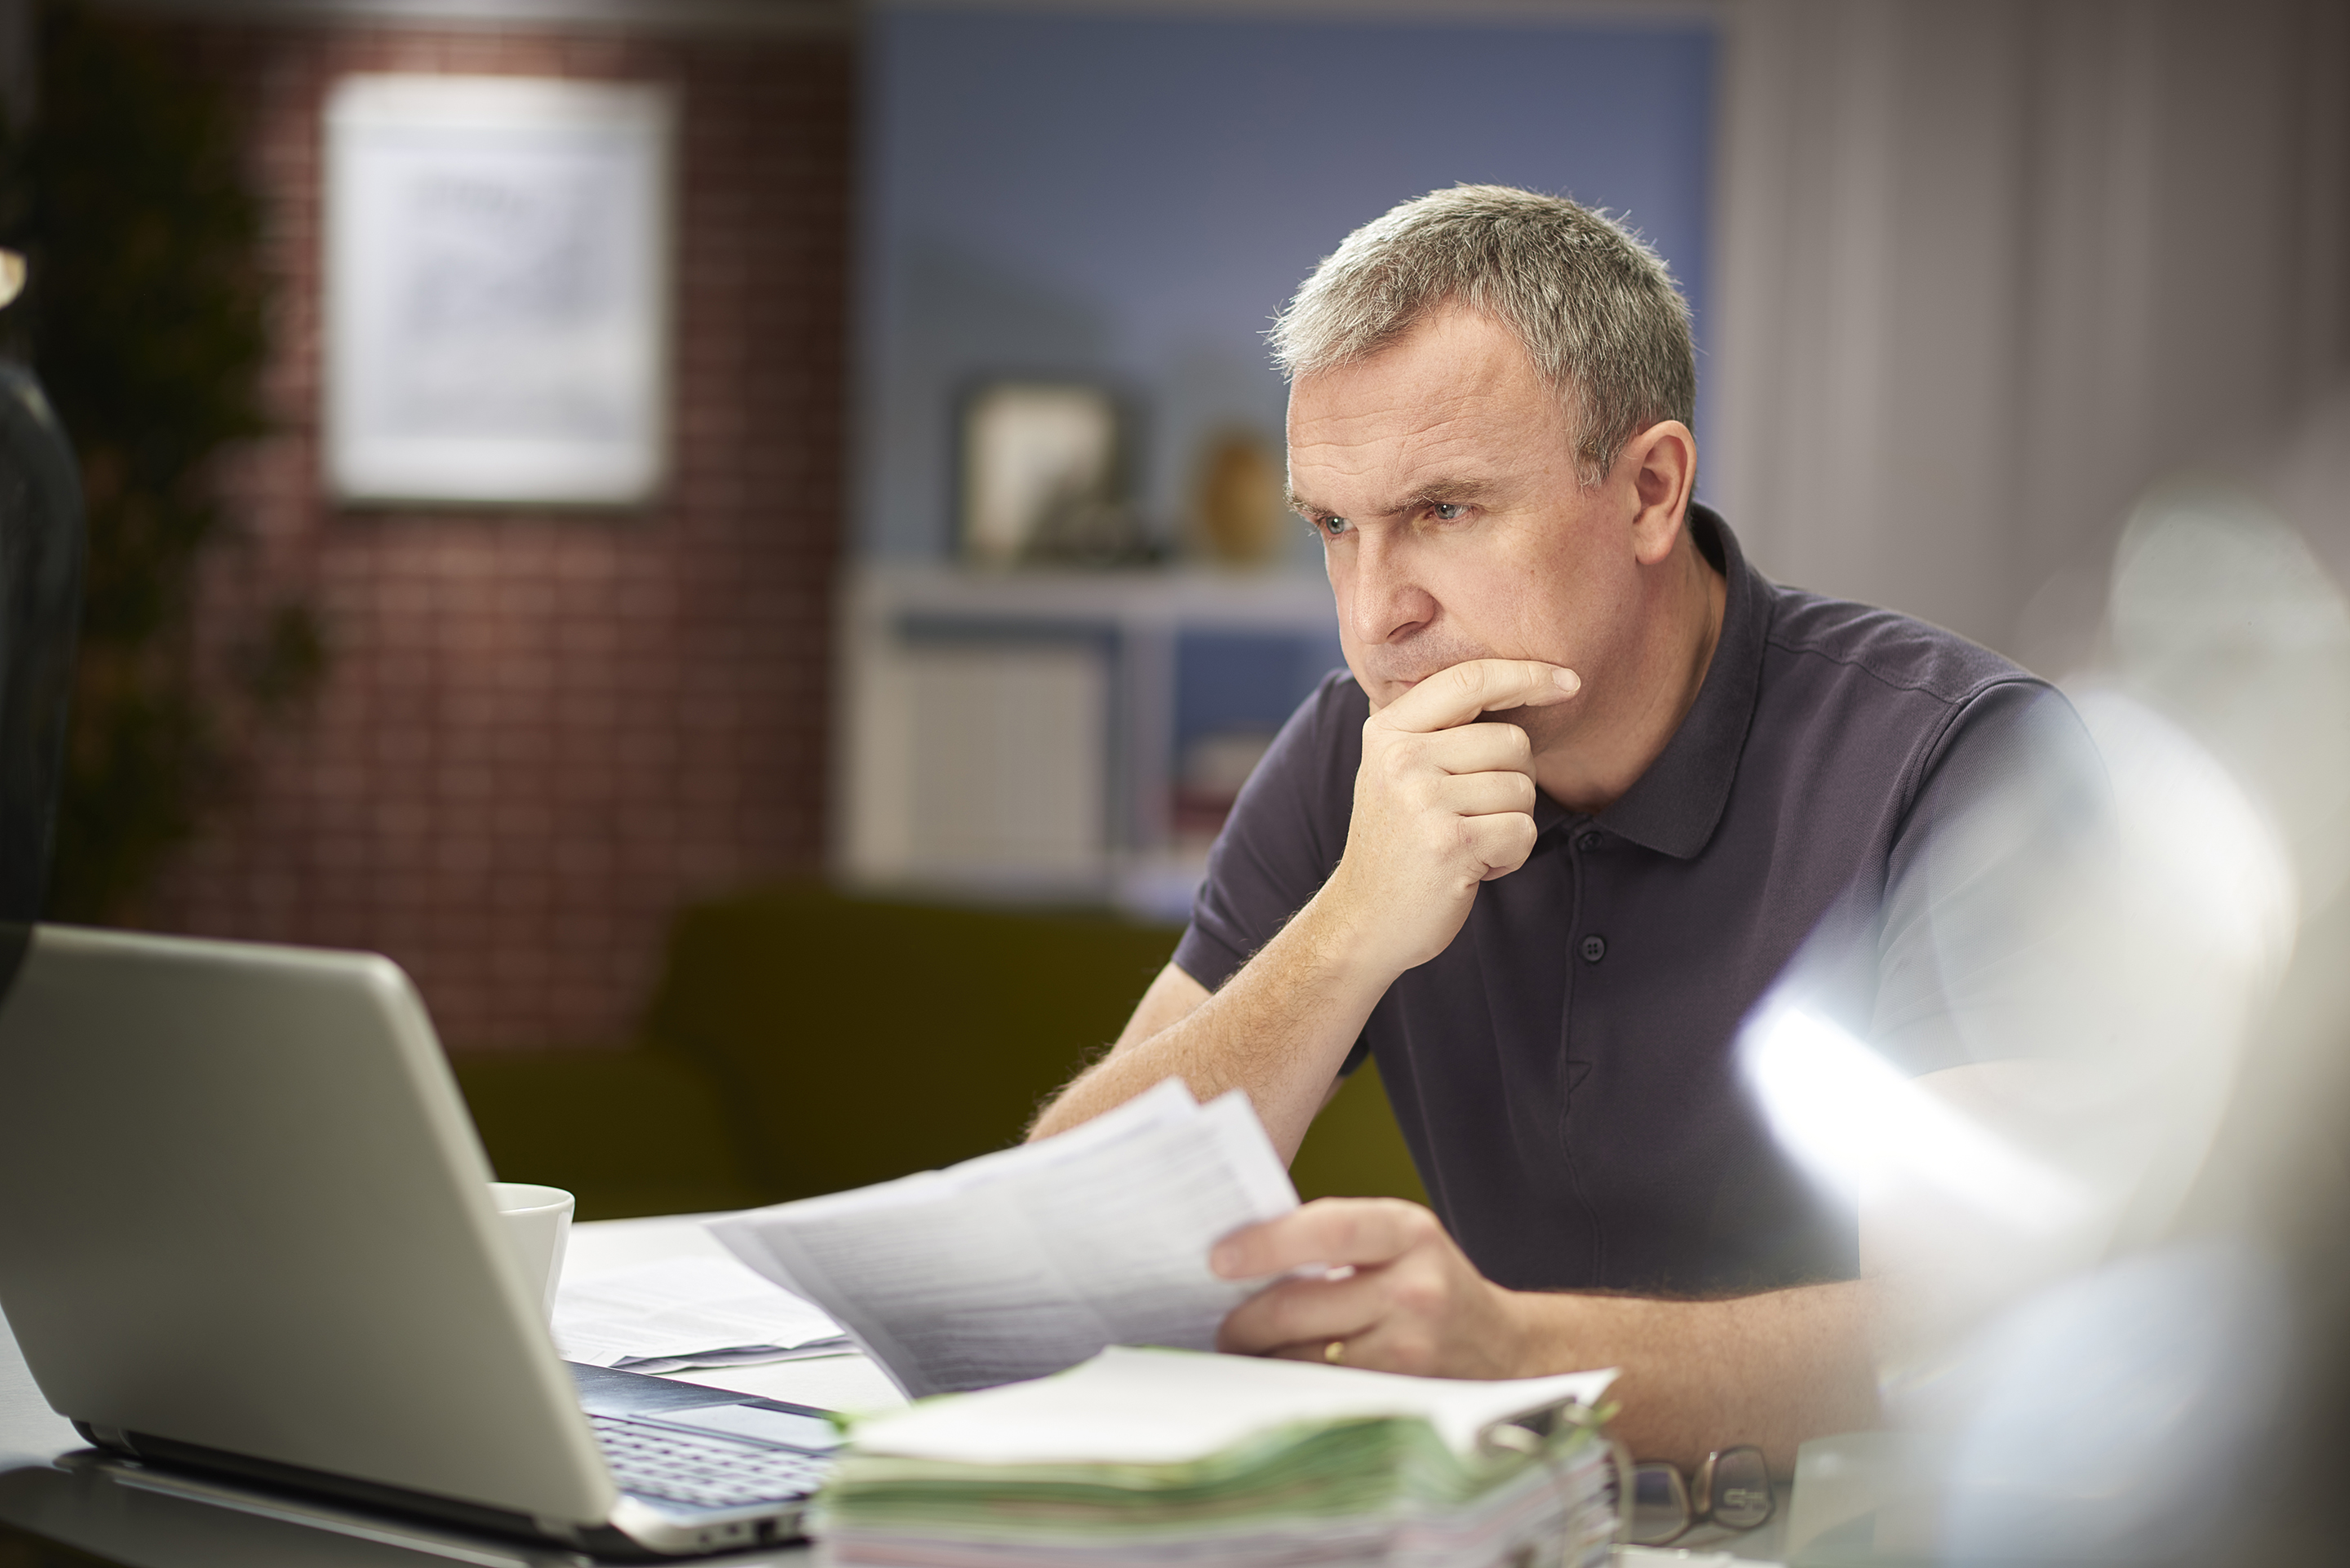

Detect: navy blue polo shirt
1173,506,2104,1298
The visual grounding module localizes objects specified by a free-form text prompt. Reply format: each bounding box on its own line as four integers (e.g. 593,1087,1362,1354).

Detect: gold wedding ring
1324,1339,1346,1365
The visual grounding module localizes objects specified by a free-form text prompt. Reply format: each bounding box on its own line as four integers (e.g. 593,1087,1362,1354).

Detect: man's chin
1356,674,1419,712
1355,661,1496,711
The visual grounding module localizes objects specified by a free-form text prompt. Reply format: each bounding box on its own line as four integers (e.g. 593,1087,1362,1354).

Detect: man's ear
1620,420,1696,566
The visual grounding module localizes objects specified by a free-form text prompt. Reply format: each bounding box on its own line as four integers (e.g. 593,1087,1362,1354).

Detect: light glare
1744,1008,2093,1234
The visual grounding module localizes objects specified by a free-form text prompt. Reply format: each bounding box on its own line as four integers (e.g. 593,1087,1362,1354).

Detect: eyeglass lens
1697,1445,1774,1531
1627,1463,1690,1546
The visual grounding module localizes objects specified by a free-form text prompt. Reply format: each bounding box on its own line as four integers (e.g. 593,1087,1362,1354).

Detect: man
1029,187,2098,1472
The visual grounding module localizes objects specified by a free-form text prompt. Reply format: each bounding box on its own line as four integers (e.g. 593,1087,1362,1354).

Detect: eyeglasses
1623,1444,1774,1546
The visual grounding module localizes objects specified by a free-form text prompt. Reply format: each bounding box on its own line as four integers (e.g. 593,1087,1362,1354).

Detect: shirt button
1581,934,1607,963
1577,831,1603,852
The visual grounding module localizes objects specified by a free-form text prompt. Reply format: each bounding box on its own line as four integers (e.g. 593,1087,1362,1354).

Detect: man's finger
1215,1270,1384,1355
1412,720,1536,778
1431,770,1537,820
1465,810,1539,877
1378,659,1581,735
1210,1197,1434,1278
1254,1318,1430,1375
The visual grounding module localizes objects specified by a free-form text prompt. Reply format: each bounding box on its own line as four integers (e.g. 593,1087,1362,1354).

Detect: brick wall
147,19,854,1049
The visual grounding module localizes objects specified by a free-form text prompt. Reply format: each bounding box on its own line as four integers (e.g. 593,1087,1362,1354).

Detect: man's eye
1434,503,1467,521
1318,516,1352,538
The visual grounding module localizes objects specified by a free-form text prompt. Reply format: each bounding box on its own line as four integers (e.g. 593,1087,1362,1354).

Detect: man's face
1287,305,1647,743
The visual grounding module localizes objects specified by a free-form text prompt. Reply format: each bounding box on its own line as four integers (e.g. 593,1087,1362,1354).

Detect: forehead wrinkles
1291,379,1551,512
1289,308,1566,511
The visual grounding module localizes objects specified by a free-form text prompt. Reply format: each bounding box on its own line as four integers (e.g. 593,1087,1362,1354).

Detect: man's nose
1348,529,1437,646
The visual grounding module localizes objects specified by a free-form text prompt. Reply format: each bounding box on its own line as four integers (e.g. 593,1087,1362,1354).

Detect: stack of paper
813,1346,1620,1568
708,1079,1299,1397
552,1255,853,1375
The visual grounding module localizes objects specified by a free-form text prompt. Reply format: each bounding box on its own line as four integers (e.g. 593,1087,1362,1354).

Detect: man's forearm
1035,660,1574,1156
1028,885,1398,1158
1516,1280,1881,1473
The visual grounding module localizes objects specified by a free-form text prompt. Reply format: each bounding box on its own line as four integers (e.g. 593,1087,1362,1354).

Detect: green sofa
453,884,1427,1220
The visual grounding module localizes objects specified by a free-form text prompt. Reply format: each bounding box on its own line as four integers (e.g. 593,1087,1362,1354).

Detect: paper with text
552,1254,852,1371
706,1080,1300,1397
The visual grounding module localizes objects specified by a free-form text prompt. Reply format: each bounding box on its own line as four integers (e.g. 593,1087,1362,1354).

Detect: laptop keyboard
588,1412,831,1511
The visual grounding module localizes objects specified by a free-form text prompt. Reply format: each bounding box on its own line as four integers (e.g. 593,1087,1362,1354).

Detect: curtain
1709,0,2350,670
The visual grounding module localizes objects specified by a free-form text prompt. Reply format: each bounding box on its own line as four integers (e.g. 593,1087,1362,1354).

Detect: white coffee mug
490,1181,574,1323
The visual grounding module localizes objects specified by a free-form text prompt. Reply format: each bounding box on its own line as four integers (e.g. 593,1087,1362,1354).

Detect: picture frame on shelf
956,379,1151,567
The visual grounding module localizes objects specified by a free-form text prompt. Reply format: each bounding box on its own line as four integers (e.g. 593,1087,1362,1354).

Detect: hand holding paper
707,1079,1299,1397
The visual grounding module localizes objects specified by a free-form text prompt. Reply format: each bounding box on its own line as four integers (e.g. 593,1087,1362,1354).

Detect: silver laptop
0,923,836,1557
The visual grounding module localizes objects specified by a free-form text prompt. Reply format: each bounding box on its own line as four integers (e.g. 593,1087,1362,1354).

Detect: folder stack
813,1346,1619,1567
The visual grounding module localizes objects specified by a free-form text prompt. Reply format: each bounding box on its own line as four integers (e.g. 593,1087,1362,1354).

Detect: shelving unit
834,562,1343,917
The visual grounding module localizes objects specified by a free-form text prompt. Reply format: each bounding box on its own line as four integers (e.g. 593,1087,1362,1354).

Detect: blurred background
0,0,2342,1258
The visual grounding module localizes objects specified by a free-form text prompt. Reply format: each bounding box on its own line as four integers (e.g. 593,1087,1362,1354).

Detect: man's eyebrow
1395,475,1503,512
1288,475,1504,518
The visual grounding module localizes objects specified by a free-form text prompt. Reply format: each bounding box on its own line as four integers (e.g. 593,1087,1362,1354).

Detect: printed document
849,1345,1619,1465
554,1254,853,1373
707,1079,1298,1397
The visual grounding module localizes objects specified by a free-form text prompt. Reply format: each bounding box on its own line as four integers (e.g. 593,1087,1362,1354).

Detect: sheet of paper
845,1344,1618,1465
552,1253,850,1370
593,1342,858,1376
707,1080,1300,1398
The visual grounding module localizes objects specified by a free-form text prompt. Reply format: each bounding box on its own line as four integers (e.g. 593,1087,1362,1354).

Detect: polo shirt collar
1536,503,1767,860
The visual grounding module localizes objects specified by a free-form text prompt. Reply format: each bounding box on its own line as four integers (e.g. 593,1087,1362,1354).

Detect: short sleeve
1171,671,1363,994
1869,679,2116,1076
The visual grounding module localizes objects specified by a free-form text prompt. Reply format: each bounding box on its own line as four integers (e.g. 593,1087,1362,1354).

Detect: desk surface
0,1212,1785,1566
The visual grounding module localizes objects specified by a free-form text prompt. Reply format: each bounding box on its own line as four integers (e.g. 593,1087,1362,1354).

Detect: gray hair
1268,184,1696,485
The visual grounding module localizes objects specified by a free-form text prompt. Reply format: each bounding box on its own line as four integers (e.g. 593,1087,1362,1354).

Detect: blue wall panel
860,7,1717,560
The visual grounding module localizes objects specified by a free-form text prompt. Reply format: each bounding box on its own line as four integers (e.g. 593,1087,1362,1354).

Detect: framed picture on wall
323,74,674,507
959,380,1146,566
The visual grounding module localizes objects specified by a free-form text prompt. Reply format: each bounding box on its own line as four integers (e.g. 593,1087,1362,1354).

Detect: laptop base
64,1446,812,1566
